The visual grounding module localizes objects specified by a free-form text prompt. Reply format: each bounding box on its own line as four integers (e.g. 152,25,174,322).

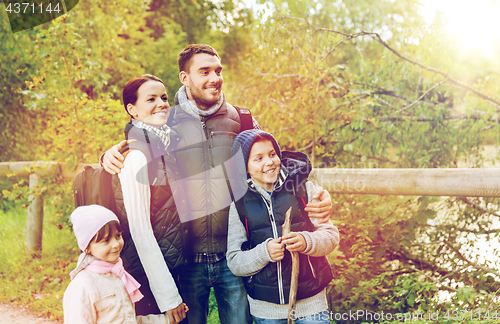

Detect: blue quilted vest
237,152,333,304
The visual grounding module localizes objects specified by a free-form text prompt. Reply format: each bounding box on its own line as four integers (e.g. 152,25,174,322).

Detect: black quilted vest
112,123,185,315
239,152,333,304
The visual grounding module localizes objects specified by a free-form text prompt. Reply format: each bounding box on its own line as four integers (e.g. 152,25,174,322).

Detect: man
102,44,333,324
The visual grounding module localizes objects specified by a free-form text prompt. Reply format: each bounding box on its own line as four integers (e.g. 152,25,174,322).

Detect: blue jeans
253,311,330,324
178,257,251,324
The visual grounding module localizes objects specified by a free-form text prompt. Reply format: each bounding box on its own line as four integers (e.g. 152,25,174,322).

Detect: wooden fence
1,161,500,256
0,161,98,256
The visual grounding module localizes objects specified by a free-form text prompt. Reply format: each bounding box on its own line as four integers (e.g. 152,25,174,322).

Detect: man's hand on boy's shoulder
305,188,333,224
101,140,127,175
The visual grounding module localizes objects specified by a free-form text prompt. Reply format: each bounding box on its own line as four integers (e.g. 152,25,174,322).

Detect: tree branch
283,16,500,109
392,78,449,114
411,267,458,292
421,223,500,235
459,197,500,218
443,240,500,278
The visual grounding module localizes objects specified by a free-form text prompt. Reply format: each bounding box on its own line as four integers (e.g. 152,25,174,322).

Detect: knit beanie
70,205,120,251
231,130,282,176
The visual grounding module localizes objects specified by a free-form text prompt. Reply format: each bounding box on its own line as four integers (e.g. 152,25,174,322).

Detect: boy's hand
304,188,332,224
282,232,306,252
102,140,127,174
267,238,284,261
166,302,188,324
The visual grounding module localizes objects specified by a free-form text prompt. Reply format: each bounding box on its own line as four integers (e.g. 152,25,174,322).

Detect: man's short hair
178,44,221,73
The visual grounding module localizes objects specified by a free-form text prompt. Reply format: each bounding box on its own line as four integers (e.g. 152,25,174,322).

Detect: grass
0,205,77,321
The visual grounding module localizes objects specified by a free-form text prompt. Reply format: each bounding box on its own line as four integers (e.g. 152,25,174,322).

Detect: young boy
226,130,340,324
63,205,142,324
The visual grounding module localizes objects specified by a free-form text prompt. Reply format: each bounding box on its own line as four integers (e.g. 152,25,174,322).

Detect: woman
112,74,187,324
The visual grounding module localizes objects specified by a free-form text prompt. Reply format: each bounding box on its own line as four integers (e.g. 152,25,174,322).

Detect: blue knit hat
231,130,282,176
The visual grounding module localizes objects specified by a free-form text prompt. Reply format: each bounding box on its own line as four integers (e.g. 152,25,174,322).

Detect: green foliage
229,0,500,317
0,205,78,321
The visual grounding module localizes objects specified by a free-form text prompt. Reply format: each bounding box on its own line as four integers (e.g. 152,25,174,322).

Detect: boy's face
87,226,124,263
180,53,223,111
247,139,281,191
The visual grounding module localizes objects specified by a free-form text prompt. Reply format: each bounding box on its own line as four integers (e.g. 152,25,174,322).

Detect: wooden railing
2,161,500,256
0,162,97,256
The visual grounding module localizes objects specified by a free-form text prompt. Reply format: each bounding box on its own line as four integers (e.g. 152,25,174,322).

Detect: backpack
73,165,118,213
73,145,131,214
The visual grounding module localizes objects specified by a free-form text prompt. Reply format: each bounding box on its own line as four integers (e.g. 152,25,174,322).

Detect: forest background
1,0,500,322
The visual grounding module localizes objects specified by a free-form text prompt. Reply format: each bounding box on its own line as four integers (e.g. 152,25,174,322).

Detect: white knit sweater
118,150,183,319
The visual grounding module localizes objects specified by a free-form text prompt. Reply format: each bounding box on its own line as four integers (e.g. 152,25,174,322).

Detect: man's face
180,53,223,111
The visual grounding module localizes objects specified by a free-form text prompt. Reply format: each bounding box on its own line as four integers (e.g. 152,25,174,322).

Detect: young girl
63,204,143,324
226,130,340,324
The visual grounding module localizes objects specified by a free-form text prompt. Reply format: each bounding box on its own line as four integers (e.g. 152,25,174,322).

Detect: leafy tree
0,15,42,161
230,0,500,316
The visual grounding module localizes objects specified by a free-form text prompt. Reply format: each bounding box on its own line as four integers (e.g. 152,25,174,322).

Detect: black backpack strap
234,197,251,242
292,181,316,231
234,105,253,133
295,181,308,213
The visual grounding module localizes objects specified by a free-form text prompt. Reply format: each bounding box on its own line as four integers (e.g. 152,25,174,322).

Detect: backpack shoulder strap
293,181,317,232
233,105,253,133
295,181,308,210
73,165,92,208
95,167,116,213
235,198,250,238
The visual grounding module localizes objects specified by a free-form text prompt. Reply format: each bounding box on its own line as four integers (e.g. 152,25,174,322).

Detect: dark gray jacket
167,99,247,254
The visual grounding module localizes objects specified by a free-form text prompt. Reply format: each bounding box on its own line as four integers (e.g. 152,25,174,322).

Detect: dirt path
0,303,61,324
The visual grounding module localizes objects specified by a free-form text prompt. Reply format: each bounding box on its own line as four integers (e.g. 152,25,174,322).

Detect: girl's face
87,226,124,263
127,80,170,127
247,139,281,192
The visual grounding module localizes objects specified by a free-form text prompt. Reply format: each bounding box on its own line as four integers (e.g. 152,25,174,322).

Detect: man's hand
304,188,332,224
102,140,127,174
282,232,306,252
267,238,284,261
166,302,189,324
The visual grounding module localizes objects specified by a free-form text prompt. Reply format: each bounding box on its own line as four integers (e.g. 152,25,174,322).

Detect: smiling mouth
264,168,276,174
205,85,220,92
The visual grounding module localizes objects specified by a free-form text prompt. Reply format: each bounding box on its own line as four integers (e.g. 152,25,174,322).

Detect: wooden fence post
26,173,43,257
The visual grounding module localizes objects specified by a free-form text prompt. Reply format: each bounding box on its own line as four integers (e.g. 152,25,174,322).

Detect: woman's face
127,80,170,127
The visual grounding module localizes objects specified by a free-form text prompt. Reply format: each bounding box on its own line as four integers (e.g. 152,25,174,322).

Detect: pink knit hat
70,205,120,251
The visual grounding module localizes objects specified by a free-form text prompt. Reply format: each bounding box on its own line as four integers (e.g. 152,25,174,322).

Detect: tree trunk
26,173,43,257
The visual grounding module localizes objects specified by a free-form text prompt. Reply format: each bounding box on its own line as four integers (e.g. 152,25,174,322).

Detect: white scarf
175,85,224,118
131,118,171,149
